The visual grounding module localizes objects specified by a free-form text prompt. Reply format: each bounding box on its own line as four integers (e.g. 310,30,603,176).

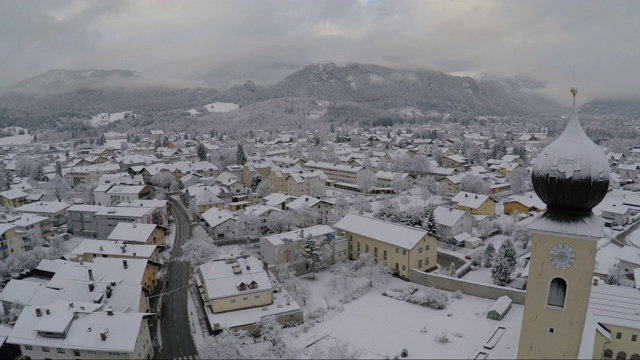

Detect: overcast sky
1,0,638,102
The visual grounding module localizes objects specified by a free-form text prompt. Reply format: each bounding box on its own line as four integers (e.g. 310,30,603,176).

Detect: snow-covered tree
257,315,283,347
266,211,295,234
460,174,491,194
399,195,411,209
352,196,372,214
236,144,247,165
300,236,323,279
151,172,176,190
354,253,390,288
234,212,261,238
508,167,530,195
483,243,496,268
180,226,219,267
411,154,431,175
196,143,208,161
55,161,63,177
254,179,275,199
250,175,263,192
424,204,437,234
393,154,413,173
447,262,457,277
356,169,376,195
295,206,319,228
491,239,516,286
43,177,71,201
0,165,9,191
513,225,531,249
417,175,439,196
199,328,253,359
362,155,373,169
334,194,350,217
2,301,24,324
391,173,405,196
309,339,363,359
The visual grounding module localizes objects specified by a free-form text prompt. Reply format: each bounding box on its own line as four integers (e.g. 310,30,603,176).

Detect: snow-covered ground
0,133,31,145
203,102,239,113
281,271,522,359
89,111,132,126
166,224,176,248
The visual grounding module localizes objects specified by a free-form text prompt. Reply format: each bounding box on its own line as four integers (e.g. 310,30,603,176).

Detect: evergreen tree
483,243,496,268
34,164,45,181
330,123,335,133
0,165,7,191
250,175,262,192
55,161,63,177
162,136,169,148
154,139,161,150
491,239,516,286
424,204,437,234
236,144,247,165
97,134,107,146
300,236,323,279
196,143,207,161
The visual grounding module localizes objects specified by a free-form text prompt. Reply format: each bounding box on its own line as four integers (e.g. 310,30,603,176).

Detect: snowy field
0,127,32,146
89,111,132,126
204,102,239,112
281,271,522,359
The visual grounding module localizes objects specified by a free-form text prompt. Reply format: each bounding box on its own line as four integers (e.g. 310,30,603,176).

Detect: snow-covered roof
201,207,236,228
197,256,271,300
263,193,297,207
433,206,467,227
504,194,547,211
304,161,363,173
286,195,324,210
0,188,28,200
71,239,157,259
614,245,640,266
599,203,630,215
66,204,104,213
106,223,156,242
588,283,640,329
487,295,512,314
261,225,335,246
451,191,493,210
528,211,604,239
244,204,281,217
15,201,70,214
334,213,428,250
95,206,151,218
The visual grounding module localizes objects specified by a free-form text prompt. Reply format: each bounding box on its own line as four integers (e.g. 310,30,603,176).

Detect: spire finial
571,87,578,110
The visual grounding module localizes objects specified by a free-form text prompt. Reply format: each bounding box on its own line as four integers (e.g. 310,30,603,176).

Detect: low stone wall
409,268,527,305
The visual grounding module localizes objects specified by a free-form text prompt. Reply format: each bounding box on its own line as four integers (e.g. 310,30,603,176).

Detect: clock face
548,243,576,270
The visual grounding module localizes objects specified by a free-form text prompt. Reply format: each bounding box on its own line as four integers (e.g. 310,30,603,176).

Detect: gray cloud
1,0,638,103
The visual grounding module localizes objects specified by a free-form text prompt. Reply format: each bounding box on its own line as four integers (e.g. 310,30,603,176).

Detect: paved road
159,197,198,359
615,219,640,248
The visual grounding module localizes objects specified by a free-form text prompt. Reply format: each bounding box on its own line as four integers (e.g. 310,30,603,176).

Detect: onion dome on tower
532,87,610,214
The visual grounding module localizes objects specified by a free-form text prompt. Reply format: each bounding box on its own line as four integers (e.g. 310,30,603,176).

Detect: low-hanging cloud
1,0,639,103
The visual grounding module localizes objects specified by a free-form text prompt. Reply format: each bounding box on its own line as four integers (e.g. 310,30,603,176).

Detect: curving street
159,197,198,359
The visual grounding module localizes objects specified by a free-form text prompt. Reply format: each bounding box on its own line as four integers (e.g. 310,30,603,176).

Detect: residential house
442,154,467,170
503,194,547,215
616,164,640,179
286,195,333,226
7,302,154,360
194,189,225,215
451,191,497,217
0,214,48,250
194,255,303,333
260,225,348,269
0,224,23,260
334,213,438,279
201,208,237,239
63,163,121,187
107,223,166,247
16,202,71,227
263,193,297,211
243,205,282,235
432,206,474,239
93,207,155,239
285,170,328,197
0,189,27,208
94,185,151,206
70,239,160,264
303,161,364,185
242,160,273,188
375,171,413,191
599,203,632,227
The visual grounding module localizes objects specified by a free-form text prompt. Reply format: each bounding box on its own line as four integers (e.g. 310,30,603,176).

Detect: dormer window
249,281,258,289
237,282,247,291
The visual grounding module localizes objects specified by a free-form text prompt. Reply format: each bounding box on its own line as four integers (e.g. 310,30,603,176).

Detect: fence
409,268,527,304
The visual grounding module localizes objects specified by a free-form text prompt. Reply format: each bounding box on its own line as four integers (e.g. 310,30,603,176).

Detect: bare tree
356,169,376,195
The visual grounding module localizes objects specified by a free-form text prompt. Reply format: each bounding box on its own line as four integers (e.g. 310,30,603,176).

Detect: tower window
604,349,613,359
616,351,627,360
616,332,622,339
548,327,555,334
547,278,567,309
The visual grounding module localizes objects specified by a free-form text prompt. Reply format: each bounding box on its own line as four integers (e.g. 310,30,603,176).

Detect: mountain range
4,62,634,125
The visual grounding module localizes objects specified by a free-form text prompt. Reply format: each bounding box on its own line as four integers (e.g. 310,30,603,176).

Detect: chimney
106,284,112,298
133,252,136,257
36,308,42,317
69,302,74,308
593,278,599,286
475,195,478,199
79,259,84,265
88,269,94,281
45,309,50,315
88,281,95,292
106,306,114,315
133,222,137,228
99,246,103,251
123,260,128,269
100,331,108,341
121,245,126,253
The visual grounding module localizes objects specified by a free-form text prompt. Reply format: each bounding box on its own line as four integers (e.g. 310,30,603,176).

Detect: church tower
517,88,610,359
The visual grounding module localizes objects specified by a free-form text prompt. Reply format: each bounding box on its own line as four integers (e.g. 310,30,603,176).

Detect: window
349,244,353,250
365,244,369,252
374,247,378,257
631,354,640,360
604,349,613,359
243,297,248,301
548,327,555,334
73,349,81,356
617,352,627,360
24,345,33,350
402,249,406,255
57,348,66,354
231,299,236,303
616,332,622,339
426,244,430,251
632,334,637,342
402,265,406,270
357,242,360,251
418,247,423,253
255,295,260,299
426,257,429,265
42,347,50,352
383,250,387,261
395,248,399,254
547,278,567,308
418,260,423,268
87,351,97,355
